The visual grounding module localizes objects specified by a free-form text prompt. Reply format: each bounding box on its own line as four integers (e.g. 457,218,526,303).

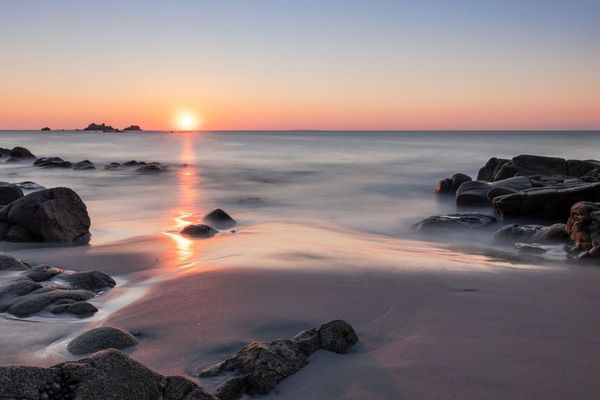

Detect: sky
0,0,599,131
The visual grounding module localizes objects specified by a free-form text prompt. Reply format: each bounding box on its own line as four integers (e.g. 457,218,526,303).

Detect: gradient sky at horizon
0,0,599,130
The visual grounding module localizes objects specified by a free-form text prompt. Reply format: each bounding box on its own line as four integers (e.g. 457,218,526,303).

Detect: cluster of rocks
0,187,91,244
422,154,600,259
198,320,358,400
0,253,115,318
104,160,168,173
82,122,143,132
180,209,237,238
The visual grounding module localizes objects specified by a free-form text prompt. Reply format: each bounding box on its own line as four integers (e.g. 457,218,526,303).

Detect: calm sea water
0,130,598,249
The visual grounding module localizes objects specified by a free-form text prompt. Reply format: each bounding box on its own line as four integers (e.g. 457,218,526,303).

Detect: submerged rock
0,184,24,205
34,157,73,168
7,289,96,317
23,264,64,282
414,213,497,231
204,208,236,228
73,160,96,170
104,162,122,170
17,181,45,191
0,349,216,400
0,253,30,271
494,223,568,244
566,201,600,257
0,187,91,243
50,300,98,317
7,146,36,161
435,173,472,195
180,224,217,238
136,162,165,173
60,270,116,293
68,327,139,355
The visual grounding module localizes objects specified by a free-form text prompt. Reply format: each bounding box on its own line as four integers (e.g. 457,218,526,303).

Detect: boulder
204,209,236,228
435,173,472,195
456,176,532,206
17,181,45,191
0,184,24,205
180,224,217,238
104,162,121,170
0,187,92,243
414,213,497,232
566,202,600,257
319,319,359,354
477,157,509,181
0,253,30,271
73,160,96,170
67,327,139,355
7,289,96,317
60,271,116,293
49,301,98,317
0,349,216,400
567,160,600,178
23,264,64,282
4,225,33,242
8,146,36,160
494,223,568,244
137,163,165,173
0,280,42,310
34,157,73,168
291,328,321,356
493,182,600,220
493,155,568,181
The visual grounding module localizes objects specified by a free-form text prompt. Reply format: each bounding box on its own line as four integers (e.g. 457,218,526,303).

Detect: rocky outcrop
435,173,471,195
68,327,139,355
204,209,236,229
123,125,142,131
455,176,532,206
493,182,600,220
198,320,357,400
0,184,24,205
34,157,73,168
0,187,91,243
83,122,118,132
414,213,497,232
566,202,600,257
0,349,216,400
180,224,217,238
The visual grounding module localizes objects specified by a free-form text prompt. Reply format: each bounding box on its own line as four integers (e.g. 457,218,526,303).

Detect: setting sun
175,112,200,131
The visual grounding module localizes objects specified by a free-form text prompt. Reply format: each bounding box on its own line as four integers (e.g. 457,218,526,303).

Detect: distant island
41,127,51,131
123,125,142,131
81,123,143,132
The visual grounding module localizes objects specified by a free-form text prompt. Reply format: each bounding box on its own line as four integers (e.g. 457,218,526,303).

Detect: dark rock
17,181,45,191
123,125,142,131
0,349,216,400
0,184,24,205
73,160,96,170
23,264,64,282
291,328,321,356
67,327,139,355
123,160,140,166
494,224,567,244
83,122,117,132
34,157,73,168
0,253,30,270
566,202,600,256
493,182,600,220
41,127,51,131
537,223,569,243
5,225,33,242
487,186,517,202
49,301,98,317
567,160,600,178
0,187,91,243
435,173,472,194
515,243,549,254
0,280,42,311
204,209,236,229
137,163,165,173
477,157,509,181
8,146,36,160
104,162,122,170
180,224,217,238
456,176,532,206
7,289,96,317
414,213,497,232
319,320,359,354
60,271,116,293
493,155,568,181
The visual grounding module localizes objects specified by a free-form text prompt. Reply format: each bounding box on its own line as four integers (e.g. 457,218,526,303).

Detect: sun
175,112,200,131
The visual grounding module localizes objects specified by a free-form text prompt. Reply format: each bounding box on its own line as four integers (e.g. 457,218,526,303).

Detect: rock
73,160,96,170
41,127,51,131
67,327,139,355
123,125,142,131
477,157,509,181
7,289,96,317
566,202,600,256
0,187,92,243
180,224,217,238
537,223,569,243
8,146,36,160
0,280,42,311
5,225,33,242
49,301,98,317
0,184,24,205
494,223,567,244
319,320,359,354
515,243,549,254
493,155,568,181
0,349,216,400
493,182,600,220
0,222,8,240
60,271,116,292
17,181,45,191
104,162,122,170
23,264,64,282
414,213,497,232
567,160,600,178
204,209,236,228
435,173,472,194
456,176,532,206
0,253,30,271
83,122,117,132
123,160,142,166
34,157,73,168
137,163,165,173
487,186,517,202
291,328,321,356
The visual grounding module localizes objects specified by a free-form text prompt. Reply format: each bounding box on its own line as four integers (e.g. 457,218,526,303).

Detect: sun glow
175,112,200,131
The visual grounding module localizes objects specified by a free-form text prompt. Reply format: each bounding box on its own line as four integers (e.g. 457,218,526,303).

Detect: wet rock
494,223,568,244
23,264,64,282
456,176,532,206
0,349,216,400
0,184,24,205
494,155,568,181
7,289,96,317
104,162,122,170
60,270,116,293
67,327,139,355
0,187,92,243
8,146,36,160
34,157,73,168
493,182,600,220
137,163,165,173
5,225,33,242
515,243,549,254
414,213,497,232
180,224,217,238
17,181,45,191
566,201,600,257
291,328,321,356
204,208,236,229
487,186,517,202
49,301,98,317
0,280,42,311
0,253,30,271
73,160,96,170
567,160,600,178
435,173,472,195
123,160,142,166
319,319,359,353
0,222,8,240
477,157,509,181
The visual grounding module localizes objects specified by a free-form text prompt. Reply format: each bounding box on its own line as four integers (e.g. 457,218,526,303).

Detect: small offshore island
40,123,143,133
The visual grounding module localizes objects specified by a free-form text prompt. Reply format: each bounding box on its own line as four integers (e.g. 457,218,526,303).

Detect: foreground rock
0,349,216,400
435,173,471,195
494,223,568,244
414,213,497,232
199,320,358,400
0,254,115,318
0,184,24,205
493,182,600,220
0,187,91,243
204,209,236,229
566,202,600,258
5,146,36,161
180,224,217,238
68,327,139,355
456,176,532,206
